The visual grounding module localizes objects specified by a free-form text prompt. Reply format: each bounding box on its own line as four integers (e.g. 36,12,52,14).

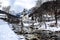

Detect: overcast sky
0,0,37,12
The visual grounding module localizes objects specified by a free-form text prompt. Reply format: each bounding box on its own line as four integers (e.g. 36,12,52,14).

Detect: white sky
0,0,37,12
0,0,10,7
14,0,36,9
0,0,53,12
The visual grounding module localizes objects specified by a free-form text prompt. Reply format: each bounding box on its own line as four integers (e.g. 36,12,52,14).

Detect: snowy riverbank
0,19,19,40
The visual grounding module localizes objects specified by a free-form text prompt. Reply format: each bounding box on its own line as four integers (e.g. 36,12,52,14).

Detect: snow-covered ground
0,19,19,40
23,20,60,32
39,20,60,32
1,17,60,40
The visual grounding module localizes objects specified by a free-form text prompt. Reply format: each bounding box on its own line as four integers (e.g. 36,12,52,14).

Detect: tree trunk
54,0,57,26
21,20,24,33
54,10,57,26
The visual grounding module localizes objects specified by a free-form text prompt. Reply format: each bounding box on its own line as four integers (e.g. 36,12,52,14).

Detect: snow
18,35,25,40
34,22,39,25
0,19,19,40
23,20,60,32
1,17,60,40
39,21,60,32
23,22,32,27
23,21,60,32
